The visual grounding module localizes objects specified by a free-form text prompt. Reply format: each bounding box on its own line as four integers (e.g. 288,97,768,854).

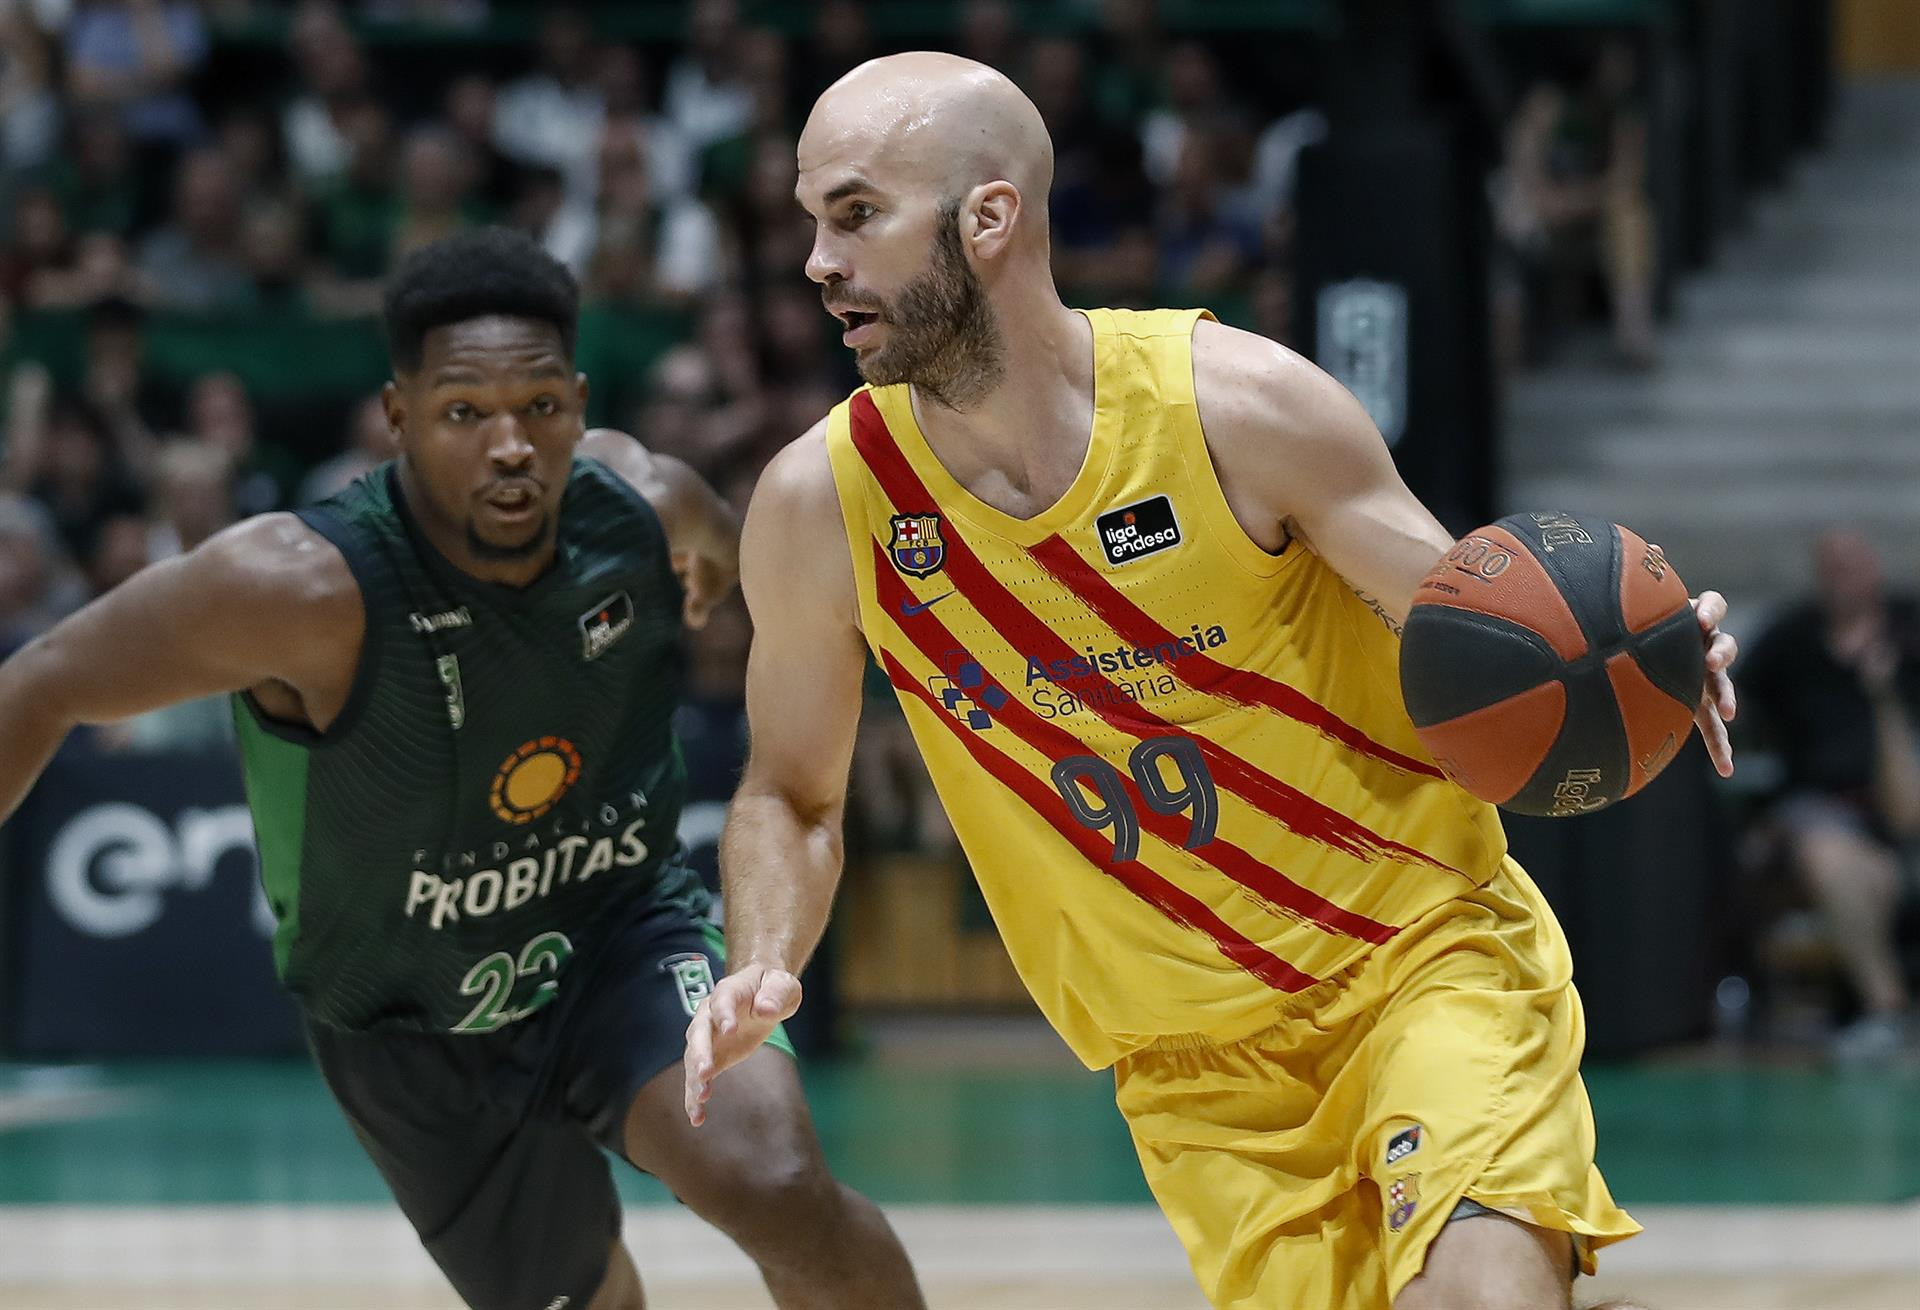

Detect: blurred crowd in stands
1,0,1906,1055
0,0,1663,657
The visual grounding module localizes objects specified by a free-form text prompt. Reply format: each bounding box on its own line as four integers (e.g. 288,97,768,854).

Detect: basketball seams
1626,608,1710,709
1495,512,1619,661
1399,606,1564,729
1499,518,1632,815
1416,524,1589,662
1498,513,1688,679
1605,523,1629,645
1614,523,1690,635
1413,681,1568,804
1605,651,1695,798
1404,511,1701,816
1503,660,1631,816
1407,607,1652,684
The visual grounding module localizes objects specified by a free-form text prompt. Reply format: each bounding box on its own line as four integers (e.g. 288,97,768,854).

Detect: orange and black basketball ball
1399,512,1706,817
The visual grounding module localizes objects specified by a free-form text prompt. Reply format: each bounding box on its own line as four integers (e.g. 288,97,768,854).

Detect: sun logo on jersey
490,736,584,825
889,513,946,578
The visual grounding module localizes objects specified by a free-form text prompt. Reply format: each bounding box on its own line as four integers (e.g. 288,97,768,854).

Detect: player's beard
466,515,552,561
854,200,1005,410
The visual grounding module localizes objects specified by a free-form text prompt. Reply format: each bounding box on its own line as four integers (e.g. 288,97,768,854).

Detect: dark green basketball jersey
233,458,708,1033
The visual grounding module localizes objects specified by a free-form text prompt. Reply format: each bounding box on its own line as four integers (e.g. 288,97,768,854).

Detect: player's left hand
672,549,732,630
1690,589,1738,777
683,961,802,1126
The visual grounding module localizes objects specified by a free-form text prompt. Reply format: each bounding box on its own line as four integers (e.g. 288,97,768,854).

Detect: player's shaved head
797,55,1059,409
801,51,1053,213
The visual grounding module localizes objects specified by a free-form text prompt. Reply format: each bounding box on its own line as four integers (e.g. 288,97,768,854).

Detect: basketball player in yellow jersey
685,53,1739,1310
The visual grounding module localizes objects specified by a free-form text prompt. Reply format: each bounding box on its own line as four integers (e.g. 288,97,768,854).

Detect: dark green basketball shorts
308,902,792,1310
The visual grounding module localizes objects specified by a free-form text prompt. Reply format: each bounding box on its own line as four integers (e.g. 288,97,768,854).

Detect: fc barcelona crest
889,513,946,578
1387,1173,1420,1232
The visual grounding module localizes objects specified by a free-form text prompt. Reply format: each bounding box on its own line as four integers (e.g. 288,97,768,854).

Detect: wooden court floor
7,1275,1920,1310
3,1055,1915,1308
5,1204,1917,1310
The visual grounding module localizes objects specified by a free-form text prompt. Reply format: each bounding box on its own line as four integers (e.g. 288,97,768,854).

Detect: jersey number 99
1051,736,1219,864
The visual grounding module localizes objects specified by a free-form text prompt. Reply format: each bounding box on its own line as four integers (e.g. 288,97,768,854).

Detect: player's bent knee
677,1144,839,1235
738,1149,840,1220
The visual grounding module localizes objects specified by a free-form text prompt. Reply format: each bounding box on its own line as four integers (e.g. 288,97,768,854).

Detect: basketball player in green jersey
0,228,924,1310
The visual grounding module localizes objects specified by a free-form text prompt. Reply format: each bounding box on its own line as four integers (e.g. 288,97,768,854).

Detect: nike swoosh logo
899,591,955,617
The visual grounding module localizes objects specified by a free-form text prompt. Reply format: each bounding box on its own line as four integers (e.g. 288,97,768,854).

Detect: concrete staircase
1501,79,1920,633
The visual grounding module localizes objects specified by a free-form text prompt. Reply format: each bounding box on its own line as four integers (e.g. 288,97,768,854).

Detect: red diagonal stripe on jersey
881,650,1319,993
849,391,1456,875
1027,535,1446,779
877,549,1397,945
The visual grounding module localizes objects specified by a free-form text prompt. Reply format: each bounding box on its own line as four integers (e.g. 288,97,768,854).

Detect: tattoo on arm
1351,588,1403,637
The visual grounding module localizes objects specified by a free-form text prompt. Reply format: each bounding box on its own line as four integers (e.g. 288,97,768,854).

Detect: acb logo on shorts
1385,1123,1423,1166
662,952,716,1017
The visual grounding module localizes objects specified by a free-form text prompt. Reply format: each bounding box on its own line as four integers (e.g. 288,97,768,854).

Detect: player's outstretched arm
684,424,866,1126
0,513,361,826
1192,318,1737,773
581,428,740,629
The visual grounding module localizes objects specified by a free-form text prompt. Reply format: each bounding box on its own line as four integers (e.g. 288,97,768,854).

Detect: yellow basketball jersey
824,307,1508,1068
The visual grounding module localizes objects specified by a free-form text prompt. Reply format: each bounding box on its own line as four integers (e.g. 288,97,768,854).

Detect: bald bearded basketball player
685,54,1739,1310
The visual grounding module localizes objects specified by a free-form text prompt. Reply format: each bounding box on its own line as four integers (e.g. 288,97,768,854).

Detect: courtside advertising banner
2,749,301,1056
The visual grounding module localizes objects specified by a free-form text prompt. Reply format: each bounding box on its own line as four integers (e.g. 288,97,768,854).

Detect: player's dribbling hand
683,962,802,1126
1688,588,1739,777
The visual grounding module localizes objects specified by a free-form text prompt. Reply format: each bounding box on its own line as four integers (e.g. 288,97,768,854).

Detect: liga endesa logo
1096,495,1182,566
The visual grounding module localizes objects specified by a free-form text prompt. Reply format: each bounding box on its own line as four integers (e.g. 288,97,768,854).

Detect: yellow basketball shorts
1113,857,1640,1309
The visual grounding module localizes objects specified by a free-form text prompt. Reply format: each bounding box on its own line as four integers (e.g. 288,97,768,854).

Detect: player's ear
381,380,406,438
574,371,590,418
965,181,1020,261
